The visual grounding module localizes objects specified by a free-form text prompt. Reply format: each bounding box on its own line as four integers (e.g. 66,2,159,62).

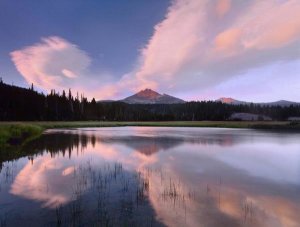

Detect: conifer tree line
0,80,299,121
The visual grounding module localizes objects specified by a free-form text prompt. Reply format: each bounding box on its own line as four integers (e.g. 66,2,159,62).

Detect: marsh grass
0,124,43,148
0,214,7,227
55,205,63,226
45,162,166,226
243,199,254,224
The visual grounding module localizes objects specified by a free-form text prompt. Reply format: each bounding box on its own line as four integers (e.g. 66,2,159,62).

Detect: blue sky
0,0,169,86
1,0,300,102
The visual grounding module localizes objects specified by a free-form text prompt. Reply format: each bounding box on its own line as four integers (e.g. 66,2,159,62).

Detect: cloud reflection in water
7,127,300,226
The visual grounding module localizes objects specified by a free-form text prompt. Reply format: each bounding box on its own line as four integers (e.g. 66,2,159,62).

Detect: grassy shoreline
0,121,299,148
0,124,44,148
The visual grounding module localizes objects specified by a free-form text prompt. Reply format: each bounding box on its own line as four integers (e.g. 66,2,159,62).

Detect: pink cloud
130,0,300,95
236,0,300,50
214,28,241,53
134,0,207,91
216,0,231,17
10,0,300,100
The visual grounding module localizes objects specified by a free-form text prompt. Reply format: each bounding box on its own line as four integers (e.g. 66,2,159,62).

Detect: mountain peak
121,89,185,104
135,88,161,99
218,97,238,104
140,88,156,92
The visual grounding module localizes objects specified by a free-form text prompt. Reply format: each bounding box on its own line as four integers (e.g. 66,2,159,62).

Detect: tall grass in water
47,162,164,226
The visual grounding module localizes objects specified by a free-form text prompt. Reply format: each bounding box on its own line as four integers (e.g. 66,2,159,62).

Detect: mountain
217,97,247,105
260,100,300,107
121,88,185,104
217,97,300,107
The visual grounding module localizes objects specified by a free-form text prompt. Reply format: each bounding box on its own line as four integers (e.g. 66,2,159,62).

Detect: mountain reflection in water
0,127,300,227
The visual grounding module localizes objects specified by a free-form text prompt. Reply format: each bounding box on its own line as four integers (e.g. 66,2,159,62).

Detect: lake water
0,127,300,227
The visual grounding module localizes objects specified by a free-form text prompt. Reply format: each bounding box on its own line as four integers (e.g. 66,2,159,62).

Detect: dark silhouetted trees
0,81,299,121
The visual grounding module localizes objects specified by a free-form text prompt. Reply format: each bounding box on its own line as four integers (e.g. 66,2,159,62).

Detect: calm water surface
0,127,299,227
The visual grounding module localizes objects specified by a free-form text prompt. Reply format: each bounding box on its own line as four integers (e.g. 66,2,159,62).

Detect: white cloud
11,37,91,90
10,36,118,99
62,69,78,78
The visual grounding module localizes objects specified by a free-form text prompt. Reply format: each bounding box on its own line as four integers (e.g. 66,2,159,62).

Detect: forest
1,80,300,121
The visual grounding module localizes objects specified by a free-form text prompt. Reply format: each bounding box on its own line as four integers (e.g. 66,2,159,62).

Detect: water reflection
0,127,300,227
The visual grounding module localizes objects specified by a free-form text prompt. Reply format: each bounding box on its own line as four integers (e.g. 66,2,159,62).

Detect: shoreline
0,121,299,148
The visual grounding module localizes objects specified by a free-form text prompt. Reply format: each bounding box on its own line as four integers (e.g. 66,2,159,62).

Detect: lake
0,127,300,227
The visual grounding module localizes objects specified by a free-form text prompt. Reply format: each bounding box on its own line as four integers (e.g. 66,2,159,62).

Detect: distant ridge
217,97,300,107
98,92,299,107
121,88,185,104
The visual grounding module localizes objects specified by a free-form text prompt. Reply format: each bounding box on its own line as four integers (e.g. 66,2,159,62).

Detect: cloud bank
10,0,300,100
133,0,300,94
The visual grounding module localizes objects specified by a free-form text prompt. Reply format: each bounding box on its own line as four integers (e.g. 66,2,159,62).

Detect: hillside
121,89,185,104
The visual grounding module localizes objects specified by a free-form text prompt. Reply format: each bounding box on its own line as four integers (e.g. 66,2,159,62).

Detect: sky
0,0,299,102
